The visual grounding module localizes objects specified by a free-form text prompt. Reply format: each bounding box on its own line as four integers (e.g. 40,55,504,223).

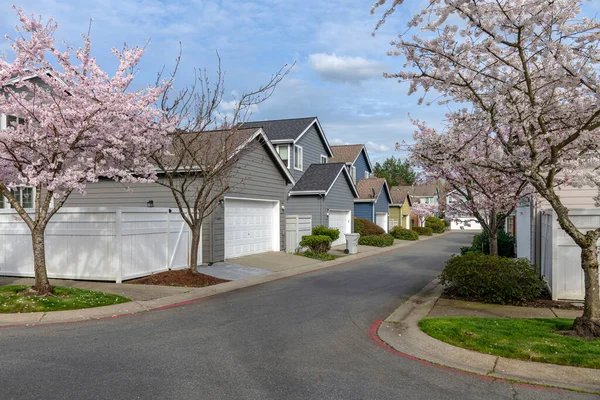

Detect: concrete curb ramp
377,279,600,393
0,232,447,327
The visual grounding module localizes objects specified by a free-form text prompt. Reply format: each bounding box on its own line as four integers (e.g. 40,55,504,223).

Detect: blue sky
2,1,597,164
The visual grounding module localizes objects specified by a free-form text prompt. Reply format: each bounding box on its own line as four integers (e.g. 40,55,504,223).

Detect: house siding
324,174,355,231
291,124,329,181
354,202,374,221
389,206,401,228
374,188,391,214
401,199,411,228
64,140,289,264
286,195,326,228
353,150,372,183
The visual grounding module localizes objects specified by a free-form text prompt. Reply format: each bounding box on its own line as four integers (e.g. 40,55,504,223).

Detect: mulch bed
441,291,582,310
125,270,229,288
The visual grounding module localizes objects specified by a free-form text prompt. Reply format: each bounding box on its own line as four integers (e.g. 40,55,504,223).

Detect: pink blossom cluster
0,8,173,196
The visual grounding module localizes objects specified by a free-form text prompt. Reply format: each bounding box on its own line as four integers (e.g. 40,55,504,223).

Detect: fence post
115,209,122,283
166,209,170,270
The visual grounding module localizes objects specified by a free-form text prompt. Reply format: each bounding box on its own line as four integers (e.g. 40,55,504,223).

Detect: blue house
329,144,374,185
354,178,392,233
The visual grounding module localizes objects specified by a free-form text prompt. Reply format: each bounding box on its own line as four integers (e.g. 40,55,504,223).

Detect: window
364,171,370,179
294,145,303,170
350,165,356,183
277,145,289,168
7,115,25,128
2,187,34,209
321,155,327,164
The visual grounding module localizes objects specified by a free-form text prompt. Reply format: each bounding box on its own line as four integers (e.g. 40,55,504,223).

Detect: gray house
64,127,295,263
287,163,358,246
241,117,334,182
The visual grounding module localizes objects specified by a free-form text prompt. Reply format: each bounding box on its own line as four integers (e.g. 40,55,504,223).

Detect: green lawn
0,285,131,313
419,317,600,369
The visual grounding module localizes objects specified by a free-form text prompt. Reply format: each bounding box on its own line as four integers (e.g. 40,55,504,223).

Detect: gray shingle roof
240,117,317,141
290,163,347,193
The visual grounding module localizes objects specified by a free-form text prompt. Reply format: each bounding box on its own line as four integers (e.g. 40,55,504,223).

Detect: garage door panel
225,199,278,258
329,210,351,247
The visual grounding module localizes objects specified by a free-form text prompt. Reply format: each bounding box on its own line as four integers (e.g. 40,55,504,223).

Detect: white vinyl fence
0,207,194,283
540,209,600,300
285,215,312,253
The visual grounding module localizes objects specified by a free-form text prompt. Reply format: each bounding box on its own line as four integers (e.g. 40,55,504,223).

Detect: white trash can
345,233,360,254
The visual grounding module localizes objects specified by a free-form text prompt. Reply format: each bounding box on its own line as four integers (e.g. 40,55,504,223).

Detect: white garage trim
328,209,351,247
224,197,280,259
376,212,389,233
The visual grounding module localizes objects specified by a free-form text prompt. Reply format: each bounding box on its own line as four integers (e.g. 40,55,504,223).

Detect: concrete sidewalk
0,232,451,327
377,280,599,393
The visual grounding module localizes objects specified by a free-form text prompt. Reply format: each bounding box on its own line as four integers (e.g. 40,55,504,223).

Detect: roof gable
289,162,358,197
355,177,389,202
329,145,374,172
389,186,413,206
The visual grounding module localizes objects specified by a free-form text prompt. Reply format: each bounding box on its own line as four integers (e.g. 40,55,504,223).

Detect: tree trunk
488,231,498,256
572,244,600,337
31,227,53,295
188,225,201,273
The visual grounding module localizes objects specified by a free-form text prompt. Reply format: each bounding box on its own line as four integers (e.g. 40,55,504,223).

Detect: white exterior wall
0,207,192,282
540,209,600,300
515,198,533,261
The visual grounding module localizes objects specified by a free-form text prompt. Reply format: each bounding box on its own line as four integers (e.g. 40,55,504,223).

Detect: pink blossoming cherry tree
0,9,171,295
372,0,600,336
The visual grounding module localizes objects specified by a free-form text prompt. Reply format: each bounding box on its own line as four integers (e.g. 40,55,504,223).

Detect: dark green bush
439,253,543,304
426,216,445,233
443,219,451,228
391,227,419,241
412,226,433,236
312,225,340,242
358,233,394,247
299,235,332,254
469,228,515,257
354,217,385,236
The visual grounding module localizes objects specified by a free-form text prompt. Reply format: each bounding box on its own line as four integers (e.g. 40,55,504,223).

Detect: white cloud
308,53,385,83
329,138,349,145
365,141,390,153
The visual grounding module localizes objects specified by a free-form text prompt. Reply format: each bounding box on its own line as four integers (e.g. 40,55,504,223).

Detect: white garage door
224,199,279,258
328,210,351,247
376,212,389,233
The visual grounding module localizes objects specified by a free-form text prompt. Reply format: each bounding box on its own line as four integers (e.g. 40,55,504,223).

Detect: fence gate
285,215,312,253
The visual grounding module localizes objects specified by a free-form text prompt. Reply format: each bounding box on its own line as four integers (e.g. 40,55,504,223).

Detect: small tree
373,156,417,186
372,0,600,336
0,9,169,294
409,120,531,255
155,55,292,272
411,203,435,227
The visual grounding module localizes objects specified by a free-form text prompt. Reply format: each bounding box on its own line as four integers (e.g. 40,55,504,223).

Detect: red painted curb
369,319,568,393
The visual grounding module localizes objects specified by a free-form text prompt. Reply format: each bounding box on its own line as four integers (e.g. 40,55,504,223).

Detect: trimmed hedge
312,225,340,242
391,227,419,241
358,233,394,247
439,253,543,304
299,235,332,254
354,217,385,236
443,219,451,228
302,250,336,261
426,216,445,233
412,226,433,236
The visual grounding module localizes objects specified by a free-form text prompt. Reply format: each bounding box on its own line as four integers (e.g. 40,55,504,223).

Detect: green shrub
426,216,445,233
412,226,433,236
358,233,394,247
299,235,332,254
460,246,479,255
312,225,340,242
443,219,451,228
469,228,515,257
302,250,336,261
391,227,419,241
439,253,543,304
354,217,385,236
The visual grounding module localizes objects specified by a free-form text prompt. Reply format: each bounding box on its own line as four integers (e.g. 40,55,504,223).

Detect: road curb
0,232,451,328
376,278,600,393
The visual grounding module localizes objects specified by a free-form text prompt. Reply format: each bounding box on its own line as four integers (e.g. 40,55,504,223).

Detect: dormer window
294,145,303,171
276,145,290,168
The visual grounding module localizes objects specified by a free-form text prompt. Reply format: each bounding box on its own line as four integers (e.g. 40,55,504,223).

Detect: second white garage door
376,212,389,233
328,210,351,247
224,198,279,259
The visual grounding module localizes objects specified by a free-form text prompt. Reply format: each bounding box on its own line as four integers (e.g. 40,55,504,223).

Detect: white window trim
294,145,303,171
276,144,291,169
320,155,327,164
1,186,36,209
350,165,356,183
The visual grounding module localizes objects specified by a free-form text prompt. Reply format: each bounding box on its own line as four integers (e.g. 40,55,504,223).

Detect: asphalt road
0,232,597,400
